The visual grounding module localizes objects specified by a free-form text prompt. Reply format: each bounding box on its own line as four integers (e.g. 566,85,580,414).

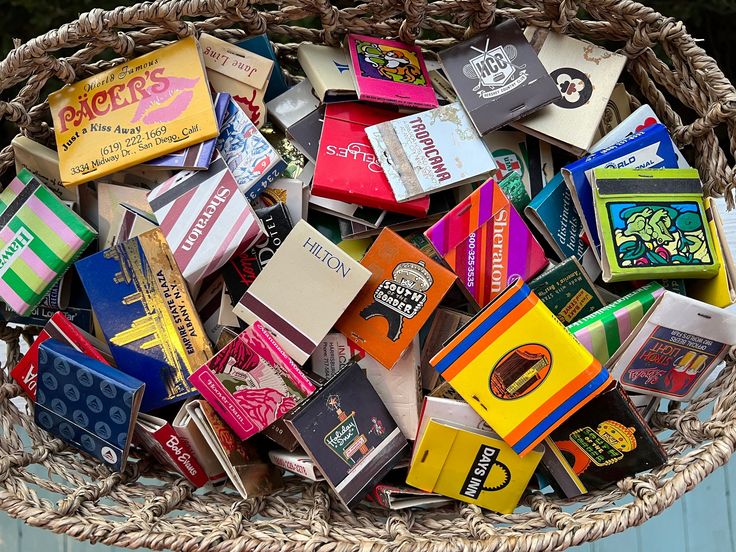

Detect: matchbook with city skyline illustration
76,228,213,411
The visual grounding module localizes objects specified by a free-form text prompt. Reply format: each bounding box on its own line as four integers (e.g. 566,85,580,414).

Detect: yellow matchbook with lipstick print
49,35,219,186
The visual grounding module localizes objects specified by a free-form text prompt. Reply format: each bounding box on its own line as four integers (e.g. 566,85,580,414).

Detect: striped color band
511,369,612,455
433,282,531,375
239,293,318,357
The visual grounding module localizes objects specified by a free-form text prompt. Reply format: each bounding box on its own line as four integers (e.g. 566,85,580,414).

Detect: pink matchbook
346,34,438,110
189,321,315,440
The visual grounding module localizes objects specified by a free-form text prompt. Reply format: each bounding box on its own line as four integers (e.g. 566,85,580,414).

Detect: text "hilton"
303,237,351,278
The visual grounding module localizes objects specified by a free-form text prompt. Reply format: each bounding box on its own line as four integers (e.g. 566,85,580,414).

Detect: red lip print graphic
132,76,200,125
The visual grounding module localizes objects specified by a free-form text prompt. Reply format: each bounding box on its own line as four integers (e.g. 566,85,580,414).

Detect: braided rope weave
0,0,736,550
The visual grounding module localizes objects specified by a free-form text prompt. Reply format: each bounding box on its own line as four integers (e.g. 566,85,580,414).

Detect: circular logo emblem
80,434,96,452
489,344,551,400
117,432,128,448
550,68,592,109
50,398,67,416
54,357,71,376
72,409,89,428
41,372,58,391
37,410,54,429
58,422,75,440
100,380,117,399
86,394,103,414
101,446,118,465
95,421,112,440
35,388,46,405
109,406,127,426
63,384,80,402
77,369,94,388
38,348,48,366
122,391,134,408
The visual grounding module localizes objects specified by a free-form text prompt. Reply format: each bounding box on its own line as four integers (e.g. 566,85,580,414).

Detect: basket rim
1,0,736,550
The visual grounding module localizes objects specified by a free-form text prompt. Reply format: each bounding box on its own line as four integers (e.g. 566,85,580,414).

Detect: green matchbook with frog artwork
591,168,720,283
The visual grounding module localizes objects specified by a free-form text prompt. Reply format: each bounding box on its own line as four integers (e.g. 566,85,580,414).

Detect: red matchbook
134,412,209,488
311,103,430,217
11,311,111,400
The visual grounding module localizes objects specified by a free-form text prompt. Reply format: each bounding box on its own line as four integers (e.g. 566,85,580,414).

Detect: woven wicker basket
1,0,735,550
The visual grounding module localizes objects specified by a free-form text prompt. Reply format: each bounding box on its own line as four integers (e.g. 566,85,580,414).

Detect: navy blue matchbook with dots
34,339,145,472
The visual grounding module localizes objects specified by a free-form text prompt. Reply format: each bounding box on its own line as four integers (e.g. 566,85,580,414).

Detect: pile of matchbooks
4,20,736,513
